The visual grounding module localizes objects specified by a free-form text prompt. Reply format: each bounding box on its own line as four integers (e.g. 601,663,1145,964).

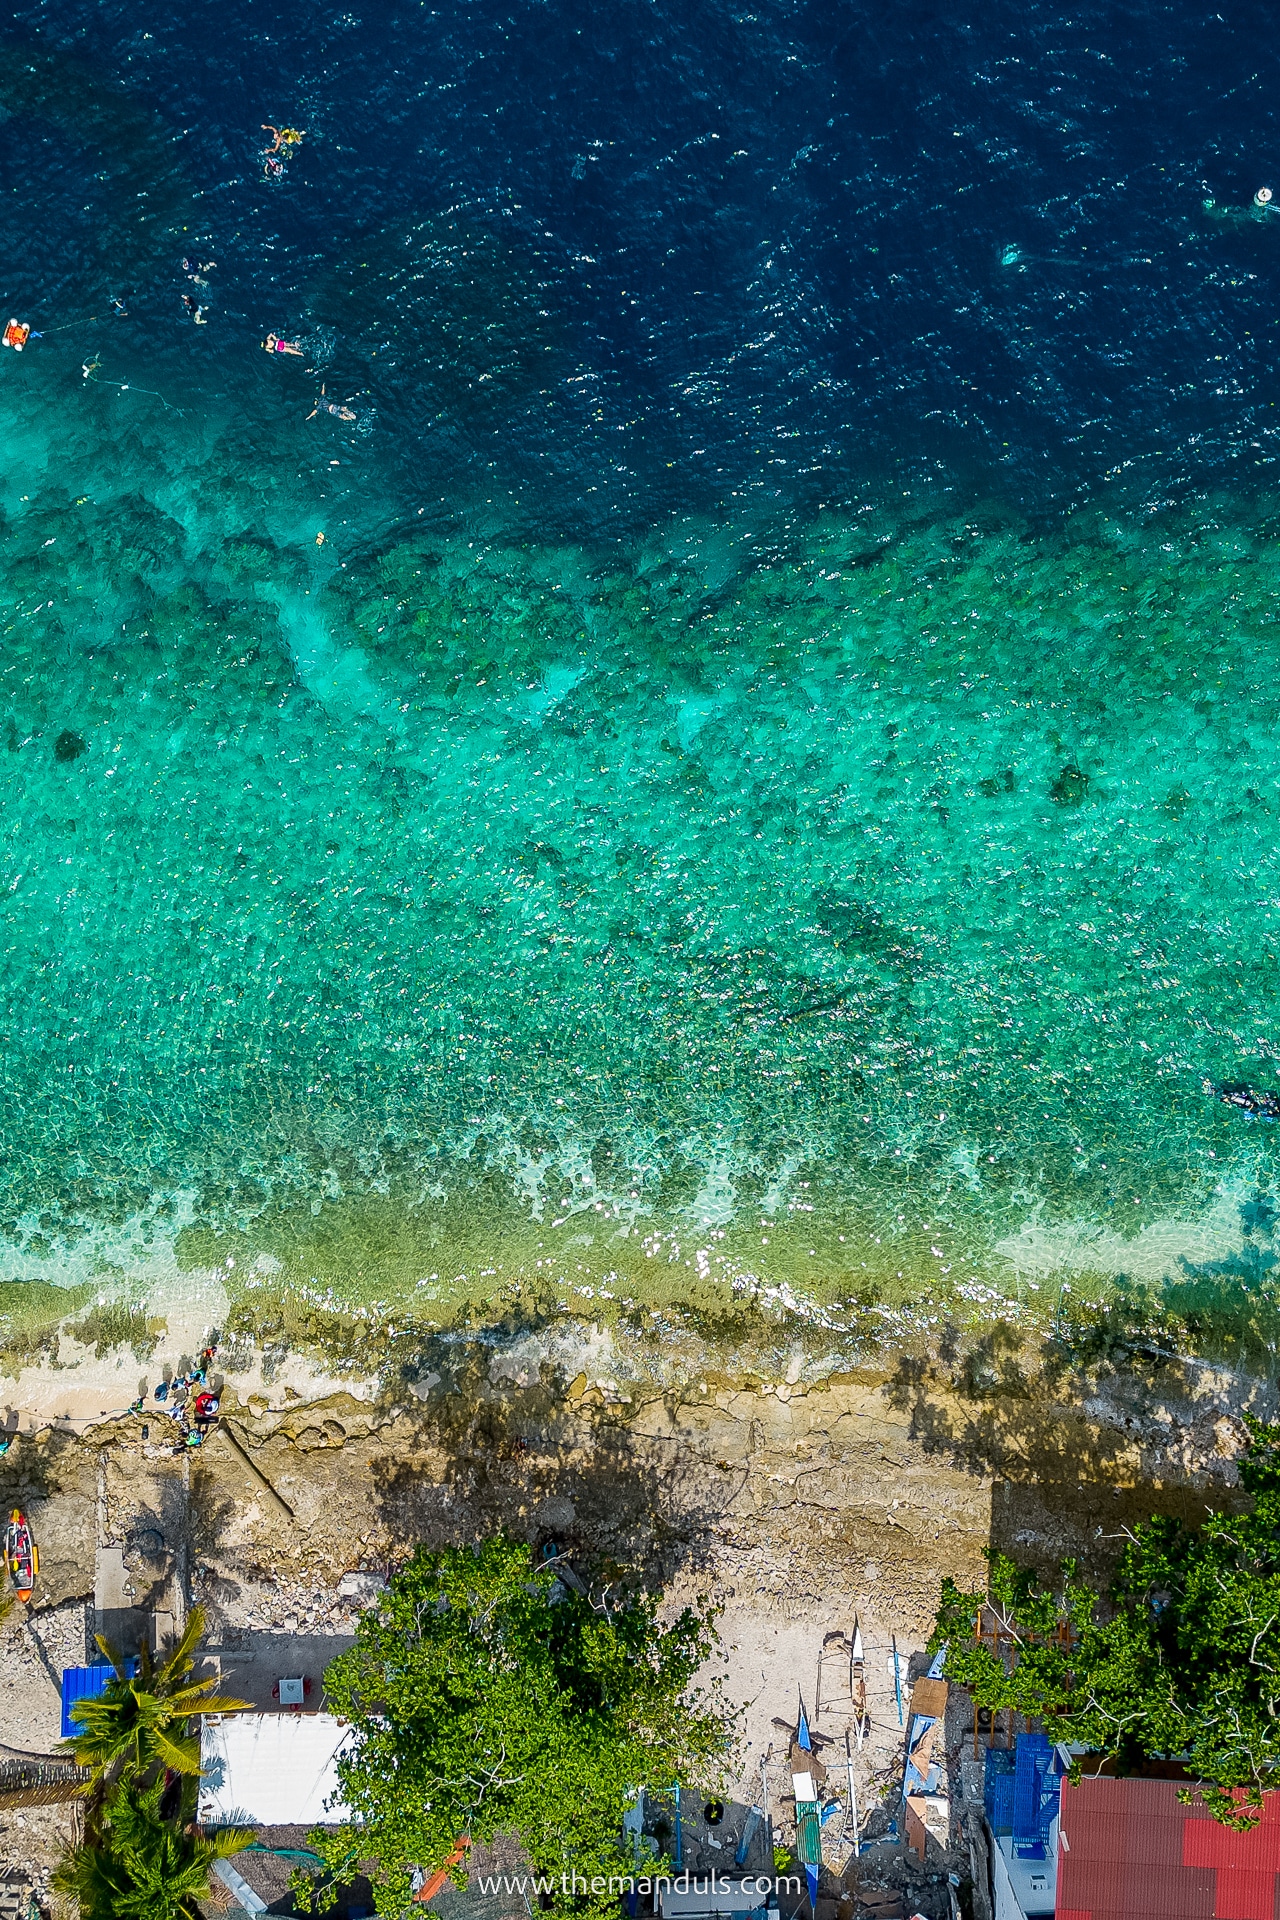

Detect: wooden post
973,1608,982,1758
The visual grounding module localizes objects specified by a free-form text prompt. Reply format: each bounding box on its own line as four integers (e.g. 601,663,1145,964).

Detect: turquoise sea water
5,345,1280,1332
7,7,1280,1350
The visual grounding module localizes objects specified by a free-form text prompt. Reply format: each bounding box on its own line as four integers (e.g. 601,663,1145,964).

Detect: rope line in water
80,355,183,411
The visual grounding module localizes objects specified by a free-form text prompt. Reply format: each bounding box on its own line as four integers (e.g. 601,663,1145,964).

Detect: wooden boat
5,1509,36,1602
851,1618,869,1742
815,1619,870,1744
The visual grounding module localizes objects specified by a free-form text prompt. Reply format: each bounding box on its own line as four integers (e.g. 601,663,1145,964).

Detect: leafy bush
932,1416,1280,1826
311,1534,732,1917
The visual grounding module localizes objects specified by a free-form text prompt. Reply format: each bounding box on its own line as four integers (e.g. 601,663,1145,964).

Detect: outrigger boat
5,1509,36,1602
815,1617,871,1745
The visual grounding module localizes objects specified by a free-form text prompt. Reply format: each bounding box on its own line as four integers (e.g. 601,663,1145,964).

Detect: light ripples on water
4,1,1280,1349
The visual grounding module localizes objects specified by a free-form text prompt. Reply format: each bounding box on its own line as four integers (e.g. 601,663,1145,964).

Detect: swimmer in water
307,383,357,422
1203,187,1279,227
110,296,128,318
262,124,305,154
182,294,209,325
1209,1078,1280,1118
264,332,305,356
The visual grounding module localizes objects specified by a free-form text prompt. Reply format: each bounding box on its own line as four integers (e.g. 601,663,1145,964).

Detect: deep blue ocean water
5,0,1280,1339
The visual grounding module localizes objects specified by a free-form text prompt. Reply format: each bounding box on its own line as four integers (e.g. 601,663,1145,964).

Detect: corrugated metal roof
1054,1776,1280,1920
59,1663,138,1740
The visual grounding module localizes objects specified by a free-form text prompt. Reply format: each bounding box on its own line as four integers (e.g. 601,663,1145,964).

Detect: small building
1055,1774,1280,1920
983,1735,1061,1920
657,1876,778,1920
198,1712,354,1828
60,1662,139,1740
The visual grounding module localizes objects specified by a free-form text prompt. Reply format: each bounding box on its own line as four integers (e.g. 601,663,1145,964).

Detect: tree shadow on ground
884,1316,1255,1588
370,1349,746,1596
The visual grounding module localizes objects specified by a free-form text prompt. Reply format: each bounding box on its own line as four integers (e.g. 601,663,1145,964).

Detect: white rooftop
990,1823,1057,1920
198,1712,354,1828
658,1878,775,1919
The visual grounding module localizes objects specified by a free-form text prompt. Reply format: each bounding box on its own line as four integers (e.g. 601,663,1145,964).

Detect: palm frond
167,1679,251,1714
156,1604,205,1690
93,1633,131,1681
149,1725,203,1775
206,1825,256,1858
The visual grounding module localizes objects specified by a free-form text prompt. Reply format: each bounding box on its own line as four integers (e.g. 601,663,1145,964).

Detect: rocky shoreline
0,1311,1260,1909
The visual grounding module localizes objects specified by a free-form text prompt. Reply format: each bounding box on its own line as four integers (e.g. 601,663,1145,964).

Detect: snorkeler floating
178,256,214,325
262,123,305,180
307,383,357,422
262,123,305,154
264,332,305,356
1212,1079,1280,1119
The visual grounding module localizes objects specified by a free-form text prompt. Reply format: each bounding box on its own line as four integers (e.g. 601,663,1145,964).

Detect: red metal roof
1056,1776,1280,1920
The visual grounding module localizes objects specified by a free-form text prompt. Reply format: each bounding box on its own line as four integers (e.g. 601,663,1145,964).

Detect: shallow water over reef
6,402,1280,1342
6,2,1280,1353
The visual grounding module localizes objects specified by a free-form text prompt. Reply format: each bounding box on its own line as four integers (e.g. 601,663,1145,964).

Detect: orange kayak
5,1510,36,1602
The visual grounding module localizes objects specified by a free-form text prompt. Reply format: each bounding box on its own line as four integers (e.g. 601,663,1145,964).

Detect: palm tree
63,1605,249,1788
52,1773,253,1920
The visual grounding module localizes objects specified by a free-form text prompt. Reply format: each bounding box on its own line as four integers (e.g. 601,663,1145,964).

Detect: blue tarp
60,1660,140,1738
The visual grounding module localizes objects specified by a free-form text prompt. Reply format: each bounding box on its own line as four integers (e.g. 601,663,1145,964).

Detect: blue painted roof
60,1661,139,1739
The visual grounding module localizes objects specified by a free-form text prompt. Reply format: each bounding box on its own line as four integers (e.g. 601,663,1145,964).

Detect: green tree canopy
311,1534,731,1918
51,1774,251,1920
931,1415,1280,1826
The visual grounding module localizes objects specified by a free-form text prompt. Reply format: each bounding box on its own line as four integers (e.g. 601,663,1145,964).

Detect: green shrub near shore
932,1415,1280,1825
